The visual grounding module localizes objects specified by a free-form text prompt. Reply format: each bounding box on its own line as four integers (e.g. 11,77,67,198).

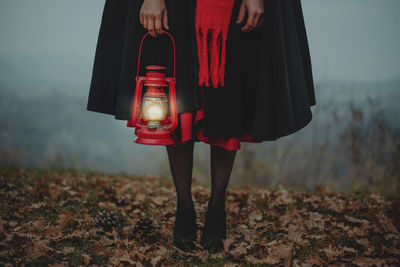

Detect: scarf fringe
195,0,234,88
196,28,228,88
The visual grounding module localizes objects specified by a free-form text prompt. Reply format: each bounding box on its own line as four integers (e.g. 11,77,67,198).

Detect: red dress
127,88,262,151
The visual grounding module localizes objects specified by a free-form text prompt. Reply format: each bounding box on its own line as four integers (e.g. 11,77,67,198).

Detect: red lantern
129,31,178,145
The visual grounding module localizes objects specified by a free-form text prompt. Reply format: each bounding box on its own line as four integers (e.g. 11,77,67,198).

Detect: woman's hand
140,0,169,37
236,0,264,33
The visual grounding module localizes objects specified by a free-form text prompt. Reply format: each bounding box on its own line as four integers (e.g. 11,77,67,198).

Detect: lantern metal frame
130,31,178,145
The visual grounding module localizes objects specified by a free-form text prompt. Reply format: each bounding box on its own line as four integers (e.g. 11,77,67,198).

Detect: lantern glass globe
142,98,168,121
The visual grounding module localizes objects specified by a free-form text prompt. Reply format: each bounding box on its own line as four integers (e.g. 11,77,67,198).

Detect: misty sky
0,0,399,90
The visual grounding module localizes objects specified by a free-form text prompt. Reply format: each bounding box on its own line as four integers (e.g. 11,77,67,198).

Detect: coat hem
86,104,314,142
201,107,314,142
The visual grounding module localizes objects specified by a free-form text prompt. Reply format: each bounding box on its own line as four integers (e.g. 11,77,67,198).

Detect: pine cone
131,216,156,234
94,209,123,230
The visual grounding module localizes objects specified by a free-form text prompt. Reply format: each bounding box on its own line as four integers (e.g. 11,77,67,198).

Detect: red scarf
195,0,235,88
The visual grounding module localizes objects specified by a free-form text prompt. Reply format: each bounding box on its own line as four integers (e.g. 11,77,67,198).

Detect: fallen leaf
306,254,324,265
82,254,91,265
33,217,48,231
249,210,263,222
323,245,344,261
62,246,75,254
230,244,247,259
57,209,76,229
223,237,235,252
151,255,163,267
49,183,62,201
45,225,63,240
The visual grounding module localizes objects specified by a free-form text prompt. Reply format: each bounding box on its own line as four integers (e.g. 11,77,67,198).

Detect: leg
166,139,197,251
201,144,237,252
166,139,195,212
208,144,237,212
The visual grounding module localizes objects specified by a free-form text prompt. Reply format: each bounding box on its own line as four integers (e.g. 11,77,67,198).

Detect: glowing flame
143,104,165,121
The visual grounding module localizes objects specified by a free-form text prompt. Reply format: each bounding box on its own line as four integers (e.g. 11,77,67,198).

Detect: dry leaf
151,255,163,267
306,254,324,265
33,217,48,231
223,237,235,252
82,254,91,265
62,246,75,254
57,209,76,229
49,183,62,201
230,244,247,258
45,225,63,240
323,245,344,261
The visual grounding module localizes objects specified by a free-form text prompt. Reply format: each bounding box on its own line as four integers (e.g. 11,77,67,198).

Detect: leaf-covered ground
0,167,399,266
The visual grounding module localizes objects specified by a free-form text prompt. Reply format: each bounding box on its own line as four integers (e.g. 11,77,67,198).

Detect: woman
87,0,316,252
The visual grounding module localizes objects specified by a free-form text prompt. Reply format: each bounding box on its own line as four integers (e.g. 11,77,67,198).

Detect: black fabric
87,0,316,141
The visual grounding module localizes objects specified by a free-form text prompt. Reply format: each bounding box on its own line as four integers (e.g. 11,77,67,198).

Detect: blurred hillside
0,79,399,196
0,81,154,175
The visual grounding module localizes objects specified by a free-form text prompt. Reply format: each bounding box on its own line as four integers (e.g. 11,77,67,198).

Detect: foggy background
1,0,399,195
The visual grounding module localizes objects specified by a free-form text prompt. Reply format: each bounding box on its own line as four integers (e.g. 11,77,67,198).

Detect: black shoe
173,208,197,251
200,208,226,252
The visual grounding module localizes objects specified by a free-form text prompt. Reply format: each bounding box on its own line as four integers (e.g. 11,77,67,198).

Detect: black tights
166,140,237,213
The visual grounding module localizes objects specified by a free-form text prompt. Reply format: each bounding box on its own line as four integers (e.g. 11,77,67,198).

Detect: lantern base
134,127,175,146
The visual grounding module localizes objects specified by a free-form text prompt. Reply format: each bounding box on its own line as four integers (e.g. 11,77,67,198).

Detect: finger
241,11,256,33
155,15,163,35
254,12,262,28
140,13,144,25
162,9,169,30
256,16,263,27
143,14,148,30
147,16,156,37
236,2,246,24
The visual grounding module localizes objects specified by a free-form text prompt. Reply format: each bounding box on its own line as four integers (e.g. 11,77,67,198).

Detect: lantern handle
136,31,176,79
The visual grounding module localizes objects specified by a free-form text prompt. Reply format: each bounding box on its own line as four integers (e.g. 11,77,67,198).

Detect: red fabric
195,0,235,88
127,88,263,151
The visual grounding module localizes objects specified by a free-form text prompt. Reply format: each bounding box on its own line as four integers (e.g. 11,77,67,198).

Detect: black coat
87,0,316,141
